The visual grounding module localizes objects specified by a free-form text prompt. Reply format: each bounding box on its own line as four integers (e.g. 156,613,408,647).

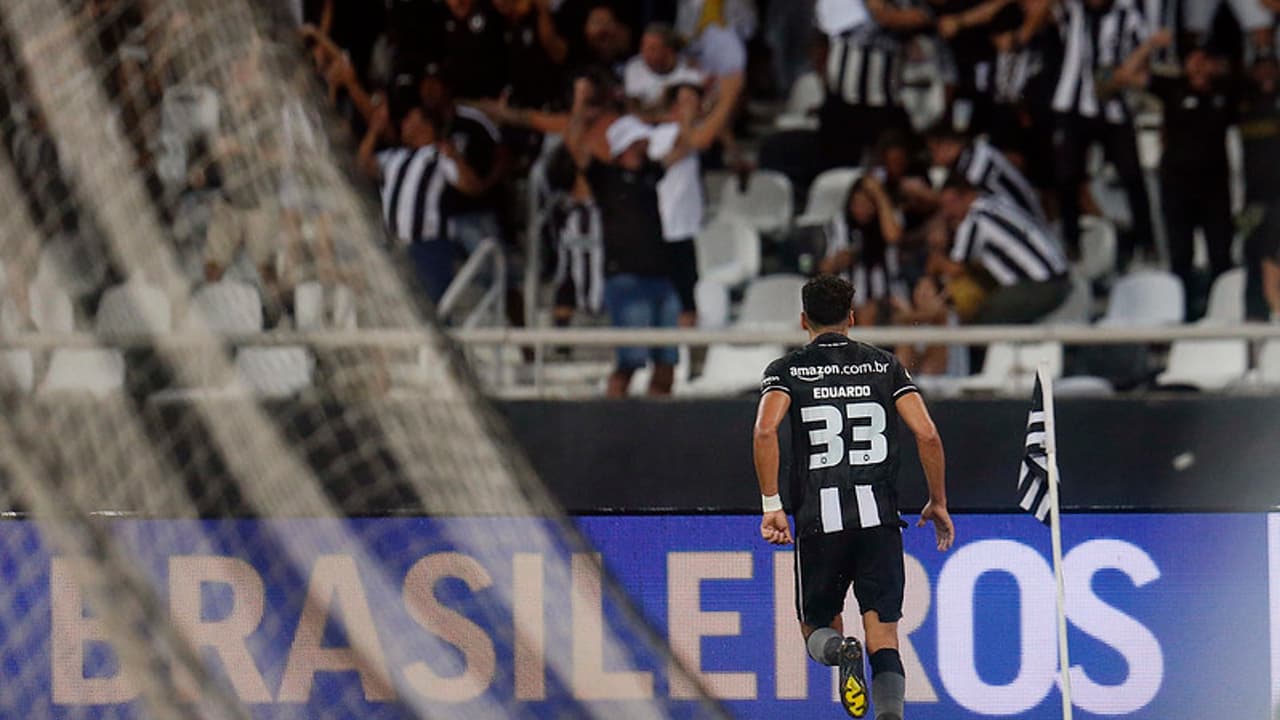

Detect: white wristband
761,494,783,513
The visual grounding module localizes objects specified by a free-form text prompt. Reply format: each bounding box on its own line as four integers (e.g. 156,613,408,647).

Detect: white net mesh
0,1,721,716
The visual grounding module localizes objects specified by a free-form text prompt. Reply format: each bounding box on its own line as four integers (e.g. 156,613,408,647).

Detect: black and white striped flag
1018,375,1053,524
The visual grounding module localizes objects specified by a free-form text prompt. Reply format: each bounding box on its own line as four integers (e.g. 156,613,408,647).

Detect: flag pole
1038,364,1073,719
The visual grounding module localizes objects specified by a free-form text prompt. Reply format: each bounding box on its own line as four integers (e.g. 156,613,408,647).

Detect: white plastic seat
1097,270,1184,327
1259,340,1280,386
703,170,734,216
1203,268,1245,323
774,72,824,130
695,216,761,288
717,170,793,234
0,351,34,393
95,280,171,334
234,347,314,398
28,278,73,333
1155,269,1248,390
38,349,125,397
959,341,1063,395
332,284,357,330
294,281,324,330
784,71,824,117
1156,339,1248,391
681,343,787,396
295,281,357,331
185,280,263,333
1040,274,1092,326
695,279,730,329
1076,216,1117,282
737,274,806,328
796,168,862,228
1055,375,1116,397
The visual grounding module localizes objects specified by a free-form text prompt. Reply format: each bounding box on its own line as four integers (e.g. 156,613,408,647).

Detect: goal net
0,1,721,717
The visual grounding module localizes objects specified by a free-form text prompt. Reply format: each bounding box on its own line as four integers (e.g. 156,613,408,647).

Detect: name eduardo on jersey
761,334,919,537
812,384,872,400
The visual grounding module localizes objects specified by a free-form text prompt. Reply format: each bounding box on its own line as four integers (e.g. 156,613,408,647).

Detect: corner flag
1018,375,1053,523
1018,366,1073,719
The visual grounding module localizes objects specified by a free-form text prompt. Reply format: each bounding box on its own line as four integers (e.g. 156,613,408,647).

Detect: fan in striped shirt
1050,0,1163,264
925,125,1047,227
817,0,935,168
358,93,484,304
936,178,1072,324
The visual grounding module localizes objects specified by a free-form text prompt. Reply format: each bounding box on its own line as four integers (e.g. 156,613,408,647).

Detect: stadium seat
1156,338,1248,391
294,281,324,330
1054,375,1117,397
1259,340,1280,386
1154,270,1248,391
27,277,73,333
695,216,761,288
796,168,862,228
95,279,171,334
1203,268,1245,323
1040,274,1092,325
958,341,1062,395
702,169,733,217
695,279,730,329
717,170,793,234
737,274,806,328
38,349,125,397
332,284,357,330
184,280,263,333
0,350,34,393
1075,216,1117,282
234,347,314,398
681,343,787,396
296,281,358,331
773,71,823,130
1097,270,1184,327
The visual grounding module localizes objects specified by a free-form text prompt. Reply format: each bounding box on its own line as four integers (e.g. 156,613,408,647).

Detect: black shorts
665,238,699,313
794,525,904,628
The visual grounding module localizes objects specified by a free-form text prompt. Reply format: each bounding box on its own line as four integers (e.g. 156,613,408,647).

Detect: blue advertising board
2,513,1277,718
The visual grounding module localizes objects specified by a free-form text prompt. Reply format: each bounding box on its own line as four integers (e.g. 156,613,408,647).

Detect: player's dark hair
802,275,855,327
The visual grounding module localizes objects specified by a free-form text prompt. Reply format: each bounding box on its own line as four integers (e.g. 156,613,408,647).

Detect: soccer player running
753,275,954,719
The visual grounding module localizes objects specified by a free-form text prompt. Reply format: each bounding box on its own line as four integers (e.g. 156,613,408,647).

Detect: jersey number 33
801,401,888,469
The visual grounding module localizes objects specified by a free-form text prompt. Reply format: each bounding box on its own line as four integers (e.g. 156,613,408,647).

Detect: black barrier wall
3,397,1274,516
500,397,1280,514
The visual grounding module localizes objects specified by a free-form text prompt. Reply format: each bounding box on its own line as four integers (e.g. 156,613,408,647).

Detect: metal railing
448,322,1280,348
436,237,506,330
2,322,1278,351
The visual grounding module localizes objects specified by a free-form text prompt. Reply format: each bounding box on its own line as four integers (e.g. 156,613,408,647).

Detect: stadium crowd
309,0,1280,395
3,0,1280,398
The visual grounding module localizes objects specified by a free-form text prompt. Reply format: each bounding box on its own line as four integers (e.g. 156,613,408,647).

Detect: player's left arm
753,389,793,545
896,390,954,550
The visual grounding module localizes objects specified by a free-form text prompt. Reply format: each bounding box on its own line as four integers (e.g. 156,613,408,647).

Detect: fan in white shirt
623,23,704,110
645,71,744,326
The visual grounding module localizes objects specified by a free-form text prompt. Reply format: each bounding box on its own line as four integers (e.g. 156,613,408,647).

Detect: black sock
870,649,905,720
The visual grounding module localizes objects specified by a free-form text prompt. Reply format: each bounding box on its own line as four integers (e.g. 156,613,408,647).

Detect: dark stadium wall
499,397,1280,514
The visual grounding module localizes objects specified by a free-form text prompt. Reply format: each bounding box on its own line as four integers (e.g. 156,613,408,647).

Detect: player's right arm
753,381,793,546
896,392,955,551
